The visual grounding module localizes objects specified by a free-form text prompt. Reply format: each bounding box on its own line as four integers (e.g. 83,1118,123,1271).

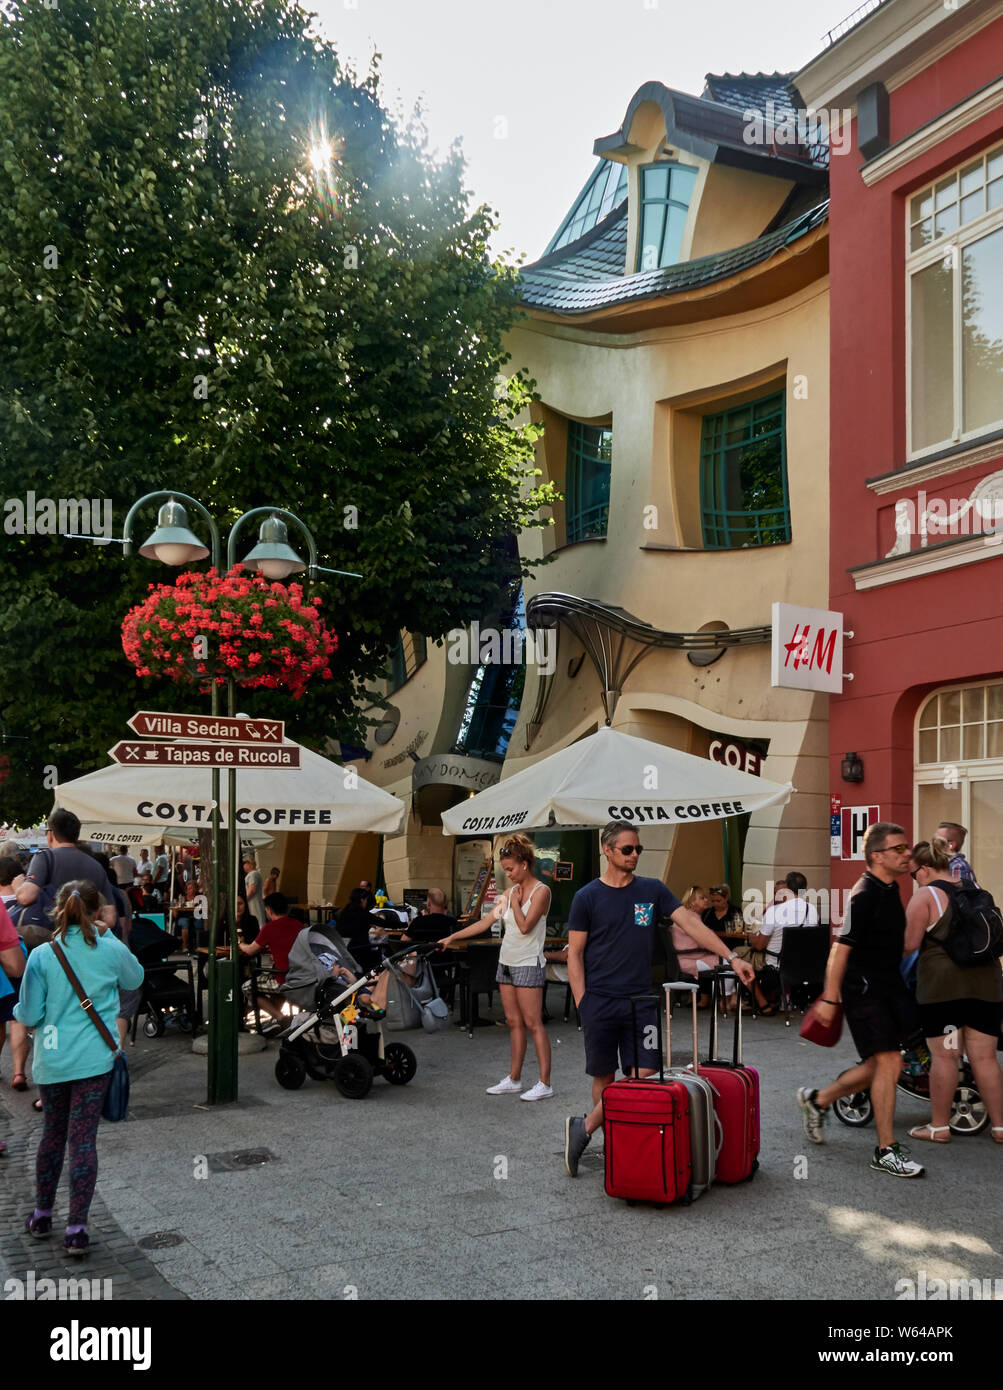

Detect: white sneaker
486,1075,523,1094
520,1081,554,1101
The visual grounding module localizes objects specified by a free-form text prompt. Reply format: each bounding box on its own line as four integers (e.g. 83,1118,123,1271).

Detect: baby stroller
273,943,435,1098
128,917,197,1040
833,1035,989,1135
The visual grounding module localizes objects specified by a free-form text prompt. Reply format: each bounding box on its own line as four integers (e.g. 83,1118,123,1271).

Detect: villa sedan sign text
770,603,844,693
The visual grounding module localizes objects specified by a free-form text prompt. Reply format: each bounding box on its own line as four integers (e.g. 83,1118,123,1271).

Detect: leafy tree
0,0,552,824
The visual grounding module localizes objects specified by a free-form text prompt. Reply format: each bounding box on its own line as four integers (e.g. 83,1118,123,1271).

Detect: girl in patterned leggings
14,879,143,1256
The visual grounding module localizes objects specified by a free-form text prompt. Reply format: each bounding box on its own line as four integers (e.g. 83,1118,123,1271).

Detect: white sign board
771,603,844,693
841,805,879,861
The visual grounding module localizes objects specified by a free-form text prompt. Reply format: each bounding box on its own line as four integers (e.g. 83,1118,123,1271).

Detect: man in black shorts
797,821,925,1178
564,820,755,1175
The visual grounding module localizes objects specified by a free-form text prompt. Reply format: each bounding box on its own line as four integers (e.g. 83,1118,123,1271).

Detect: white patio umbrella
55,737,405,837
440,725,793,835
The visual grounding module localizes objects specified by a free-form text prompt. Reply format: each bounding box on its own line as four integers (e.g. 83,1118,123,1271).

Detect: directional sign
127,712,284,744
110,741,300,769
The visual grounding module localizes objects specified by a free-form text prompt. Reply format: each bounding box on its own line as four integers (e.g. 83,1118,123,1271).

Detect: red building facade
799,0,1003,899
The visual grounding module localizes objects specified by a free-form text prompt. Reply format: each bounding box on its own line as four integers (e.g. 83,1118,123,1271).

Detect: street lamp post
121,493,360,1105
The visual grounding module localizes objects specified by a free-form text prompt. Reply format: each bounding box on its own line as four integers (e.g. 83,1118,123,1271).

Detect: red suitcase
603,996,693,1206
704,970,760,1183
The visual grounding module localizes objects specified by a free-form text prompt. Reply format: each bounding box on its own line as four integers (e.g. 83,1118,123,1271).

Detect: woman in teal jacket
14,879,143,1256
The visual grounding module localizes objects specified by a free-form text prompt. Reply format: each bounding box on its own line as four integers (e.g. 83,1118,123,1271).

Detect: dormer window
637,162,698,271
545,161,628,255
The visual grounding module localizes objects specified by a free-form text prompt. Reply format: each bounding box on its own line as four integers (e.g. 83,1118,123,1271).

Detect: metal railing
821,0,887,47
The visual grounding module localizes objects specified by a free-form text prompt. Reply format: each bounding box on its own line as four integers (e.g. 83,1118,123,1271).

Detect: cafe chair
778,926,830,1027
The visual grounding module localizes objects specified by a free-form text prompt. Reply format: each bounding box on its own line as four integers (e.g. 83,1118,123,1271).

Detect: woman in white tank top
440,834,553,1101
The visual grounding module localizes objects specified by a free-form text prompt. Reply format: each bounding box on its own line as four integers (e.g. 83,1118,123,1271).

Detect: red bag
799,996,844,1047
603,996,693,1206
704,973,759,1184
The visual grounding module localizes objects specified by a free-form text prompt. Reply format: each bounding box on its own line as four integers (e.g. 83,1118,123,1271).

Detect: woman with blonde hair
673,887,718,1009
441,834,553,1100
904,839,1003,1145
13,880,143,1255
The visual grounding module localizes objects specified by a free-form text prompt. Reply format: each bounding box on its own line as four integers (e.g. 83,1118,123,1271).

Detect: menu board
461,859,492,919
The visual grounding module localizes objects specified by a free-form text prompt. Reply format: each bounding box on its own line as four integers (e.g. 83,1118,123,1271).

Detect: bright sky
309,0,855,262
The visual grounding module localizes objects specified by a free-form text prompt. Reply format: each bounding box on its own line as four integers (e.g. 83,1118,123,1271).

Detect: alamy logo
49,1319,151,1370
2,492,114,543
742,99,852,158
895,1272,1003,1300
4,1272,113,1300
446,622,556,675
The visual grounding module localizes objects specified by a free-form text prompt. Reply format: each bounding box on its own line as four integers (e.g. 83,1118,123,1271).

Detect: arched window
914,681,1003,899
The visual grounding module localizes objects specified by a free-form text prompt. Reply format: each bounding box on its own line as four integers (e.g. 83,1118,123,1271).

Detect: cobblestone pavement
1,1046,187,1300
3,1003,1002,1301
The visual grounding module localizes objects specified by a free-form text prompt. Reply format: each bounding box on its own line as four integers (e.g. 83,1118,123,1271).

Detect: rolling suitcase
663,981,716,1198
705,969,760,1183
603,995,693,1206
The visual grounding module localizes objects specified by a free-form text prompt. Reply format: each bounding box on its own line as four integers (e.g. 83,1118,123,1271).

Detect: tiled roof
518,199,828,314
702,71,829,168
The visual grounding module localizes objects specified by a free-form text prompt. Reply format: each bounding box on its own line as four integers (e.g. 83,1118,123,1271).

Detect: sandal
992,1127,1003,1145
759,1005,778,1017
10,1073,28,1092
909,1124,950,1143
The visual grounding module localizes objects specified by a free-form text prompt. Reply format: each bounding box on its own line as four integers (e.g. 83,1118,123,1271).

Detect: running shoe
870,1144,925,1178
797,1086,827,1145
485,1075,522,1094
519,1081,554,1101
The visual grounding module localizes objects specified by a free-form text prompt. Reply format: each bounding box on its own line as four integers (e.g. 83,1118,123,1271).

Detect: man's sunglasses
615,844,643,855
879,843,911,855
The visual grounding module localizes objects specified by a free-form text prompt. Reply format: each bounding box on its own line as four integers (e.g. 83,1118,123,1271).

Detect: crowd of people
2,808,1002,1259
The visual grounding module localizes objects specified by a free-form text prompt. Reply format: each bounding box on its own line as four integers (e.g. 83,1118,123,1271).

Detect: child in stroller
274,940,434,1098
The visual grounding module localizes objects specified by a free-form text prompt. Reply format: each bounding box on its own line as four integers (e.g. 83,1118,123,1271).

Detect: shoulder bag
50,939,130,1121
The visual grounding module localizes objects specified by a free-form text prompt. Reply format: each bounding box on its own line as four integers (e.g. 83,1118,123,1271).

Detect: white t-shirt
497,884,549,969
761,896,818,961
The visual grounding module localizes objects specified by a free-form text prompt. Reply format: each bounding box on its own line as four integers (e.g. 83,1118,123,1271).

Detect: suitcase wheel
742,1158,760,1182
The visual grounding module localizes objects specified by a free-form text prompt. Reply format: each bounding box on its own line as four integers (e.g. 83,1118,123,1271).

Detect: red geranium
122,567,337,699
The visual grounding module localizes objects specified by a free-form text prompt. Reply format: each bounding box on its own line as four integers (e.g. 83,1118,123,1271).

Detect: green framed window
566,421,612,544
700,392,790,549
636,162,698,271
387,630,427,693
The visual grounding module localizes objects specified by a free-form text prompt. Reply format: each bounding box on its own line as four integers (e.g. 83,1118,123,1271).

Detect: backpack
936,880,1003,968
7,848,57,949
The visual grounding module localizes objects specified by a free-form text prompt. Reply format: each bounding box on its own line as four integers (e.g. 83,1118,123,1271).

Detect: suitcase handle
628,994,664,1082
663,982,700,1077
709,967,743,1065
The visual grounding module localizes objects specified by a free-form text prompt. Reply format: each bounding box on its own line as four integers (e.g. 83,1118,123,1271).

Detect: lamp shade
241,514,306,579
138,499,210,565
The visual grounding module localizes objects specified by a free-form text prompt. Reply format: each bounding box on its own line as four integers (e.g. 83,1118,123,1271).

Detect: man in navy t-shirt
564,820,756,1176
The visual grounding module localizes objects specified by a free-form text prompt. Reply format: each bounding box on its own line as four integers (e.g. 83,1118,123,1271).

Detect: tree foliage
0,0,552,824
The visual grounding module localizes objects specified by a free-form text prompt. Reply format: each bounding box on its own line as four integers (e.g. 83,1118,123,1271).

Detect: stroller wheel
334,1053,373,1099
274,1052,307,1090
143,1012,165,1039
833,1091,873,1126
382,1042,417,1085
949,1083,989,1135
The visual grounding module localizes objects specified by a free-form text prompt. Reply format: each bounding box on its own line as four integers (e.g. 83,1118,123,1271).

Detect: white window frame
906,142,1003,463
914,680,1003,841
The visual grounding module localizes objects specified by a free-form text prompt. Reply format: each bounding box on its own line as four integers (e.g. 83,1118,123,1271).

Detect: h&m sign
771,603,844,693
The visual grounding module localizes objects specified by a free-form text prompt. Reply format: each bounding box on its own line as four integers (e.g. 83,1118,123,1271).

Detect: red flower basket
122,567,337,699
